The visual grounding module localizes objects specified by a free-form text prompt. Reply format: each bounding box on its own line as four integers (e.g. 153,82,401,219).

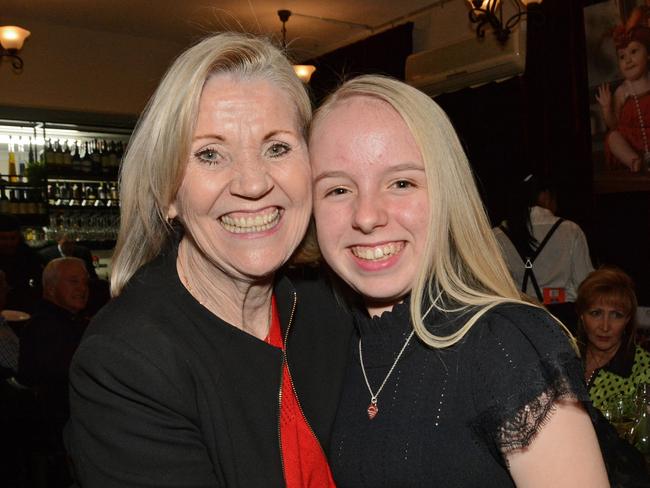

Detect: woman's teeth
352,243,403,261
220,208,280,233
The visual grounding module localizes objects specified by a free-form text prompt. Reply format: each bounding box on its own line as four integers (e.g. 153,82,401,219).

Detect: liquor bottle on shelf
69,183,81,207
59,182,71,207
108,181,119,206
8,135,18,183
28,136,35,166
107,141,118,177
44,138,56,171
0,185,9,213
85,183,97,206
97,182,107,201
91,140,102,176
9,188,20,214
81,141,93,175
17,136,26,181
53,139,65,175
37,188,47,215
72,141,82,175
99,140,110,177
26,188,38,214
62,140,73,175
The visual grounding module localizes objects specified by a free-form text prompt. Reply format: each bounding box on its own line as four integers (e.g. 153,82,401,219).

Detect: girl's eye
588,309,602,317
612,311,626,320
194,147,221,165
392,180,414,189
325,187,349,197
266,142,290,158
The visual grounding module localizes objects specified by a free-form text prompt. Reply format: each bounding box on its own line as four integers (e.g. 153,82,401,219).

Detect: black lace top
329,301,589,487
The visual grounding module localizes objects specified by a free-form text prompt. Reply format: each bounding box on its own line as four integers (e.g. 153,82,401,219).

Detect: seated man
39,232,98,280
17,257,89,458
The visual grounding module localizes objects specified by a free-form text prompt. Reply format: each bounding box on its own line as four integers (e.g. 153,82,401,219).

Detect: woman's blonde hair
111,32,312,296
311,75,531,348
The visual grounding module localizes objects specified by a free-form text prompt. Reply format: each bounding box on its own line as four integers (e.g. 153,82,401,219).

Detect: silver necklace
358,329,415,420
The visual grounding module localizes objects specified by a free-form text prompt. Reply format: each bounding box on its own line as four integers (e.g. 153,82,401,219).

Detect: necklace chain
358,329,415,420
627,80,650,165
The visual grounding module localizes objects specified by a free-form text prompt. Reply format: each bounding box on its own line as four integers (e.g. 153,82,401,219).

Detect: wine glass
603,395,638,442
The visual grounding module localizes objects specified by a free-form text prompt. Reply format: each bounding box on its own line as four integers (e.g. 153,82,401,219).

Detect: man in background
17,257,89,487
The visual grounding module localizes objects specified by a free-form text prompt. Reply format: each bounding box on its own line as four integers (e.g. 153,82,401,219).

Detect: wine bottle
26,187,38,214
28,136,35,166
81,141,93,175
54,139,65,175
37,188,47,215
44,138,56,171
62,140,73,175
91,139,102,176
0,185,9,213
17,136,26,182
100,140,110,177
8,135,17,183
108,141,118,177
72,141,82,176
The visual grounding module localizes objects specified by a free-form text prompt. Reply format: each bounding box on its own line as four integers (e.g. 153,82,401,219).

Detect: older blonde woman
310,75,608,487
66,33,351,487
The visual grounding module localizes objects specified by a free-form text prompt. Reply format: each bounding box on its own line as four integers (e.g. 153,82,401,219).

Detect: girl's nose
352,193,388,234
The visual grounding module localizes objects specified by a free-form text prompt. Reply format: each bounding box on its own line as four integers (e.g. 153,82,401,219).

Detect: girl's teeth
354,243,401,260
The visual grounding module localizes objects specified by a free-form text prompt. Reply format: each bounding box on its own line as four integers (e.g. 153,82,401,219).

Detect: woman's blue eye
267,143,290,158
195,148,220,164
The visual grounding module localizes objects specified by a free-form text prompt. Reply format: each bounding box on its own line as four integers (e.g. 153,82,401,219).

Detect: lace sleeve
468,304,589,462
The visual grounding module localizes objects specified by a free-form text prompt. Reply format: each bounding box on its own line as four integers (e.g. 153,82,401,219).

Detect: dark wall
305,23,413,104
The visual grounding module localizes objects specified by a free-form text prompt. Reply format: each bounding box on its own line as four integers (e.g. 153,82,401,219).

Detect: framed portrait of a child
585,0,650,192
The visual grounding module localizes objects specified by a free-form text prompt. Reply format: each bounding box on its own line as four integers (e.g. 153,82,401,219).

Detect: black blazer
65,247,353,487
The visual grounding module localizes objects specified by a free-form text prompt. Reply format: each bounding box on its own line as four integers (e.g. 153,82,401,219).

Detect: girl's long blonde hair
312,75,537,348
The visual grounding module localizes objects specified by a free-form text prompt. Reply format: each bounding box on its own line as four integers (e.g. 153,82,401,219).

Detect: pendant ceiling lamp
277,9,316,84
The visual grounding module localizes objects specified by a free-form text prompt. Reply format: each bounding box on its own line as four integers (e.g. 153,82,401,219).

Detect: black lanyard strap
499,218,565,301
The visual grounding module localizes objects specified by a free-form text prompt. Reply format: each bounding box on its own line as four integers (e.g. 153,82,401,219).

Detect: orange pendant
367,402,378,420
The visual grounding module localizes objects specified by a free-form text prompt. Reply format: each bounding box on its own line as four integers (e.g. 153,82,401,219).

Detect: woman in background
66,33,351,487
310,74,608,487
576,266,650,412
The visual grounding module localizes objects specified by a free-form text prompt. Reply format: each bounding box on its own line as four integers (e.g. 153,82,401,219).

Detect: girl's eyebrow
314,163,424,184
313,170,349,184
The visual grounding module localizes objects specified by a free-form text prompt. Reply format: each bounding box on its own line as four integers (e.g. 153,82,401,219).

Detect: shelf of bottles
0,120,131,248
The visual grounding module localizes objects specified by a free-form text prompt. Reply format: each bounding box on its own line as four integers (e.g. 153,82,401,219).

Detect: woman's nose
230,160,273,199
352,193,387,234
601,316,611,332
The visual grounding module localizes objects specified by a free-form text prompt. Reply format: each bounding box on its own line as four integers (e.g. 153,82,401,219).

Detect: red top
266,297,337,488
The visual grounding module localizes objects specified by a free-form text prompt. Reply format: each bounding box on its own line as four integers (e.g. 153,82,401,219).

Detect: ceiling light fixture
467,0,542,45
278,9,316,84
0,24,31,71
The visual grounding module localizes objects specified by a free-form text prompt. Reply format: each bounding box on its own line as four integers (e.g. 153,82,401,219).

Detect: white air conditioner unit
405,27,527,97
